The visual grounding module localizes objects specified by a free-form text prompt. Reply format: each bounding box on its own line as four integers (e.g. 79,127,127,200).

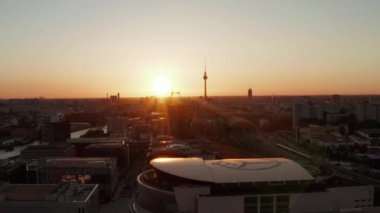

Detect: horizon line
1,94,380,100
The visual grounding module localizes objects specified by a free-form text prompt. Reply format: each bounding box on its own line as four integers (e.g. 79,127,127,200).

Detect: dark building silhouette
42,122,70,144
109,92,120,102
248,88,252,98
331,94,341,104
168,104,193,139
82,143,129,174
110,95,118,102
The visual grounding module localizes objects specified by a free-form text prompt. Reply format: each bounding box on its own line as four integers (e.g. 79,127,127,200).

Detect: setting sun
152,76,171,97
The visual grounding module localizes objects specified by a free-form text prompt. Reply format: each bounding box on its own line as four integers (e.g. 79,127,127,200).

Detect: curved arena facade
134,158,376,213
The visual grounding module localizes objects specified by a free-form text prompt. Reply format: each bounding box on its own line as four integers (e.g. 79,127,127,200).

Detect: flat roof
150,157,313,183
0,183,97,202
67,138,125,144
41,157,116,168
85,143,123,148
21,144,73,151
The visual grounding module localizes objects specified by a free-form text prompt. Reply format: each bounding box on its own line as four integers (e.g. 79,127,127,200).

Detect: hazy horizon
1,0,379,98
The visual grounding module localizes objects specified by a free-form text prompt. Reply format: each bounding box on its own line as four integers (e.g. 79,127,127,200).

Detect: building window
244,196,258,213
276,195,289,213
260,196,274,213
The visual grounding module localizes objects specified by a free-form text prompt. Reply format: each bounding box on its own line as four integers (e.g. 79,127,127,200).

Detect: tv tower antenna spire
203,59,208,98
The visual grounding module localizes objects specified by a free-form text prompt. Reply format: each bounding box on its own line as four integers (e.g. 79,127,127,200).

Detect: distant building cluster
2,72,380,213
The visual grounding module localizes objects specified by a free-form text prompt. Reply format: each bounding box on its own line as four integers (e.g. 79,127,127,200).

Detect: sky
0,0,379,98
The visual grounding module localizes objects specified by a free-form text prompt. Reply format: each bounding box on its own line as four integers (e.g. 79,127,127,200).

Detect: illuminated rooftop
150,157,313,184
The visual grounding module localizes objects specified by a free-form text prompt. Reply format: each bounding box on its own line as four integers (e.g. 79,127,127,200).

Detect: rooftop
41,157,116,169
21,144,73,151
0,183,97,202
85,142,124,149
150,157,314,184
67,138,125,144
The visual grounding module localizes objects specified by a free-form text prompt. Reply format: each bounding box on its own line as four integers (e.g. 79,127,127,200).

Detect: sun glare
152,76,171,97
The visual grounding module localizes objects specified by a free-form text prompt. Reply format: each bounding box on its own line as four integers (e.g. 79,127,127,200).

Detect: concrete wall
197,195,244,213
0,201,92,213
135,172,178,213
174,186,210,213
290,186,374,213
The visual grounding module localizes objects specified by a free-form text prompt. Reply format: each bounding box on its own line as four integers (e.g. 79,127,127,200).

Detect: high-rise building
168,104,193,139
106,116,129,137
248,88,252,99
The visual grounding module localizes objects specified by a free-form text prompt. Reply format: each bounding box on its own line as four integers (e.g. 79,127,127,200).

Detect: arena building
134,157,378,213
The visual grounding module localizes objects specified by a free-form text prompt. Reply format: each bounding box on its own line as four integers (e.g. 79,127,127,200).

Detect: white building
134,157,379,213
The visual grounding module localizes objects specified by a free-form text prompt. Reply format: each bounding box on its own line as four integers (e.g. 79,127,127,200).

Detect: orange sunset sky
1,0,379,98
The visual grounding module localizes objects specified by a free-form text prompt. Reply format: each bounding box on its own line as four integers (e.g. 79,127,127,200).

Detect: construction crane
171,91,181,97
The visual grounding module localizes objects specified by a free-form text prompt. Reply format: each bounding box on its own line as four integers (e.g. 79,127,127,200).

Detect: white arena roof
150,157,313,183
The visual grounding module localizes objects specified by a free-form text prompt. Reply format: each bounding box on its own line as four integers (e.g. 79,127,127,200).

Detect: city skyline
1,0,380,98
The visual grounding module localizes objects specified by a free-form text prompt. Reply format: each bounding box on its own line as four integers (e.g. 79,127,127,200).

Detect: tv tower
203,60,208,99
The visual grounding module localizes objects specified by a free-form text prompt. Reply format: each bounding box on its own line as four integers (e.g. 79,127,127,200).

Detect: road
99,154,146,213
333,166,380,188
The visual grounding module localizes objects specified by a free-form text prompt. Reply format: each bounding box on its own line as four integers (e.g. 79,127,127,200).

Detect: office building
293,103,323,127
106,116,129,137
82,143,129,172
67,138,125,156
33,158,118,201
355,102,380,122
42,121,70,144
331,94,341,104
0,182,99,213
